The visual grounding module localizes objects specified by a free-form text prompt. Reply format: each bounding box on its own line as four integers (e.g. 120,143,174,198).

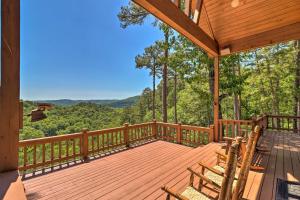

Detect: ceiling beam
220,22,300,55
193,0,203,24
133,0,219,56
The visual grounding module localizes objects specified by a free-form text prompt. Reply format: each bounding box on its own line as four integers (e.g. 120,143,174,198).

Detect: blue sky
20,0,163,100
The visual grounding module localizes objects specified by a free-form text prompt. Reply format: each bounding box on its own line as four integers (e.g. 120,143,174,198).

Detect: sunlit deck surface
23,131,300,200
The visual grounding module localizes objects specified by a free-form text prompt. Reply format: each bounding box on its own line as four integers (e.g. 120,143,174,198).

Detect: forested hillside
38,96,140,108
21,101,123,140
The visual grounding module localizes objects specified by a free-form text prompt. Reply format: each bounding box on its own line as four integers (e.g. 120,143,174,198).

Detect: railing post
124,123,130,147
209,125,214,142
152,119,157,139
82,128,89,161
177,123,182,144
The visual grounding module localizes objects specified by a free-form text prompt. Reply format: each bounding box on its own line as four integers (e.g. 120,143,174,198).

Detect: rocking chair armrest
215,150,227,160
187,167,222,190
197,162,224,177
223,137,235,142
161,186,189,200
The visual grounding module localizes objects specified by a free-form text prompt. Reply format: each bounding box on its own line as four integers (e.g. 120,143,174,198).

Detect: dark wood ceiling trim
133,0,219,56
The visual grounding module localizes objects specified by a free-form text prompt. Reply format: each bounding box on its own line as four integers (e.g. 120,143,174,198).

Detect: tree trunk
233,95,240,120
294,40,300,131
208,61,215,124
266,58,280,128
152,67,156,120
162,29,169,123
254,51,268,114
233,56,241,120
174,69,178,123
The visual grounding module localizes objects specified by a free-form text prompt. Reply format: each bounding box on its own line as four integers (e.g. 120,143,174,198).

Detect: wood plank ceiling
133,0,300,56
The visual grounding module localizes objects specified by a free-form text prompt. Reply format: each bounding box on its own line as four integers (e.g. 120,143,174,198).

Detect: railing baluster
59,141,62,160
102,134,105,151
33,144,37,168
97,135,100,152
109,133,112,148
42,143,45,164
73,139,76,158
92,135,94,154
226,121,229,137
232,121,234,137
66,140,69,158
24,146,27,168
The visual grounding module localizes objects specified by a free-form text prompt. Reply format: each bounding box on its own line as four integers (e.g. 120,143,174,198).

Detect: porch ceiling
133,0,300,56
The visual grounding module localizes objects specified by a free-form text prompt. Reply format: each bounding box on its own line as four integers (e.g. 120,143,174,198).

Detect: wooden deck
23,130,300,200
244,130,300,200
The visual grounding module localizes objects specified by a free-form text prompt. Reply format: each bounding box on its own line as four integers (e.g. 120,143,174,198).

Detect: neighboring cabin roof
133,0,300,56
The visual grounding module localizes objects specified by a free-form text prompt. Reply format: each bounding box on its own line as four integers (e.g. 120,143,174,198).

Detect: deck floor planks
23,131,300,200
64,144,192,200
24,143,168,194
39,143,192,199
289,133,300,181
24,143,160,188
283,132,295,182
25,141,172,187
24,141,191,199
144,146,219,200
271,132,285,200
88,143,220,200
257,130,279,200
245,131,274,200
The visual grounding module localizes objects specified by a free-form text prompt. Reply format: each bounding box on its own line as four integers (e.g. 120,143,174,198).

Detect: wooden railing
265,115,300,132
18,133,82,171
18,121,212,172
128,122,154,143
218,119,253,140
217,114,300,141
156,122,213,147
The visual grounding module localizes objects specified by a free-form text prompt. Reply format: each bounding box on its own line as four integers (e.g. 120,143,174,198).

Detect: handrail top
266,115,300,118
19,132,82,145
219,119,252,123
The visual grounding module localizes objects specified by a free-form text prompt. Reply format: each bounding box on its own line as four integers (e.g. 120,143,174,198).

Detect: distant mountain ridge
37,96,140,108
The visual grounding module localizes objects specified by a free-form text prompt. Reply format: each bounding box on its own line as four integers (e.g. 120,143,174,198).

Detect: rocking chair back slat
232,125,260,200
218,142,239,200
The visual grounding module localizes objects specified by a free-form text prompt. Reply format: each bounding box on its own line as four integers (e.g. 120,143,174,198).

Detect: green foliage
20,101,123,140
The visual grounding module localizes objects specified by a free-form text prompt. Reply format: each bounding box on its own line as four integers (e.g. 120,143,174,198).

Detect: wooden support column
82,129,89,161
0,0,20,172
124,123,130,147
213,57,220,142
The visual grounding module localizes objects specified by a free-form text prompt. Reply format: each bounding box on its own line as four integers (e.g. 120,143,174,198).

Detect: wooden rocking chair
161,142,240,200
215,125,265,171
191,126,260,200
